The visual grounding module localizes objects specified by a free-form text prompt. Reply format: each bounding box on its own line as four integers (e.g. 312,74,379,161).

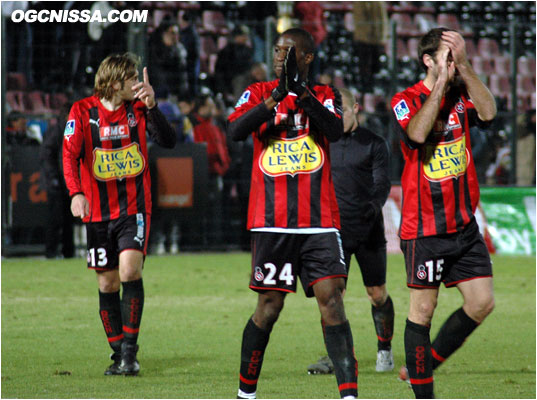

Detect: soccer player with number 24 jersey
228,28,358,399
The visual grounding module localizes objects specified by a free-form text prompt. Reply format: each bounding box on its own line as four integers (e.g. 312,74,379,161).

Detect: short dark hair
418,27,456,71
280,28,315,55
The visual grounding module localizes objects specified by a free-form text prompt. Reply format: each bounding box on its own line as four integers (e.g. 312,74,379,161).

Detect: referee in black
308,87,395,374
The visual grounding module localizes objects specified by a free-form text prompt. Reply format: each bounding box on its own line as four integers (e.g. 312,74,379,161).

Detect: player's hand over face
132,67,156,109
71,193,90,219
436,46,453,88
271,49,290,102
285,47,306,96
441,31,468,67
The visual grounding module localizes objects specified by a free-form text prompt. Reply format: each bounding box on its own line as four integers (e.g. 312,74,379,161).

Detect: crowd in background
3,1,536,254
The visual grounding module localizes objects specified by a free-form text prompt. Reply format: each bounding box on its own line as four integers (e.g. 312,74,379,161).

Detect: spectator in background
486,133,511,185
191,94,231,246
470,125,492,184
352,2,388,92
3,1,33,87
239,2,278,63
6,111,41,146
318,68,335,86
148,17,189,98
215,25,253,104
232,62,268,103
40,103,75,259
516,108,536,185
294,1,327,82
178,10,201,98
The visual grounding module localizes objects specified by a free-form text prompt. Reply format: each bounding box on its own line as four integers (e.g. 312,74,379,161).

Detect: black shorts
250,231,347,297
400,218,492,288
85,213,150,271
341,224,387,287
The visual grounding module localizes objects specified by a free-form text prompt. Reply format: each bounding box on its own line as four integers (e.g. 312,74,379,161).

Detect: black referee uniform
330,126,391,286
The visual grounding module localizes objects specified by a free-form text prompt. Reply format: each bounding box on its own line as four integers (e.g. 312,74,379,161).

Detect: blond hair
94,53,140,100
338,88,357,107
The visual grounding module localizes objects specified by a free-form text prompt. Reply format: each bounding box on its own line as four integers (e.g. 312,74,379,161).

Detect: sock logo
416,345,425,374
130,298,140,324
247,350,262,376
100,310,113,334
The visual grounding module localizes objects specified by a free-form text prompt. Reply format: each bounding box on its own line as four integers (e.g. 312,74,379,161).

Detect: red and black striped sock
239,318,271,395
98,290,123,353
405,319,434,399
431,308,478,370
120,279,144,346
372,295,394,351
325,320,358,398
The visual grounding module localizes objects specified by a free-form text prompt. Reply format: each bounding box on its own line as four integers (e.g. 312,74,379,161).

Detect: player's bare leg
314,278,358,399
429,278,494,369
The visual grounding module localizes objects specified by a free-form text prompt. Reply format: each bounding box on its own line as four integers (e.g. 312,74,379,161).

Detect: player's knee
467,295,495,323
98,278,120,292
254,293,285,328
410,299,437,323
366,285,387,307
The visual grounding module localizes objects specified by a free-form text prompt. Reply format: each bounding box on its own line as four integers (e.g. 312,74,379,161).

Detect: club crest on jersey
455,101,465,113
64,120,75,137
127,112,137,127
254,266,264,282
259,134,324,177
235,90,251,108
417,265,427,280
394,99,410,121
422,136,469,182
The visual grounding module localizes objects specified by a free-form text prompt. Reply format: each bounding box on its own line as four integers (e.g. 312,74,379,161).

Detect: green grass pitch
2,253,535,398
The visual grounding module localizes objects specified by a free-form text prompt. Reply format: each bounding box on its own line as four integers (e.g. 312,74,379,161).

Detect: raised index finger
143,67,149,84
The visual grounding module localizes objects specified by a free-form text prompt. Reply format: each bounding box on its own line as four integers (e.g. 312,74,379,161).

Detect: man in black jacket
308,88,395,374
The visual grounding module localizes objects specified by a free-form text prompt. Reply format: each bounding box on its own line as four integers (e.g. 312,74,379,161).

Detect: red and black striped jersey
63,96,152,223
392,81,486,239
228,80,342,230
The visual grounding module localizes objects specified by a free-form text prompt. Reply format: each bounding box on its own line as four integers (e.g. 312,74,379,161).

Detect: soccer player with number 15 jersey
391,28,496,398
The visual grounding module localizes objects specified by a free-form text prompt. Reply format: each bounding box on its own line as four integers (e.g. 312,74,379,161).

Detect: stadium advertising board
382,186,536,255
479,187,536,255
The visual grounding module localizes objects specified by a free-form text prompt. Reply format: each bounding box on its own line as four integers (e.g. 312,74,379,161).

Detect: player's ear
112,81,121,91
423,54,434,70
304,52,314,66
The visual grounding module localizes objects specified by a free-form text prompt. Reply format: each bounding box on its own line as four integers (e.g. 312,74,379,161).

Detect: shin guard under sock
405,319,434,399
371,295,394,351
99,290,123,353
239,318,271,396
121,279,144,346
325,320,358,398
431,307,478,369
